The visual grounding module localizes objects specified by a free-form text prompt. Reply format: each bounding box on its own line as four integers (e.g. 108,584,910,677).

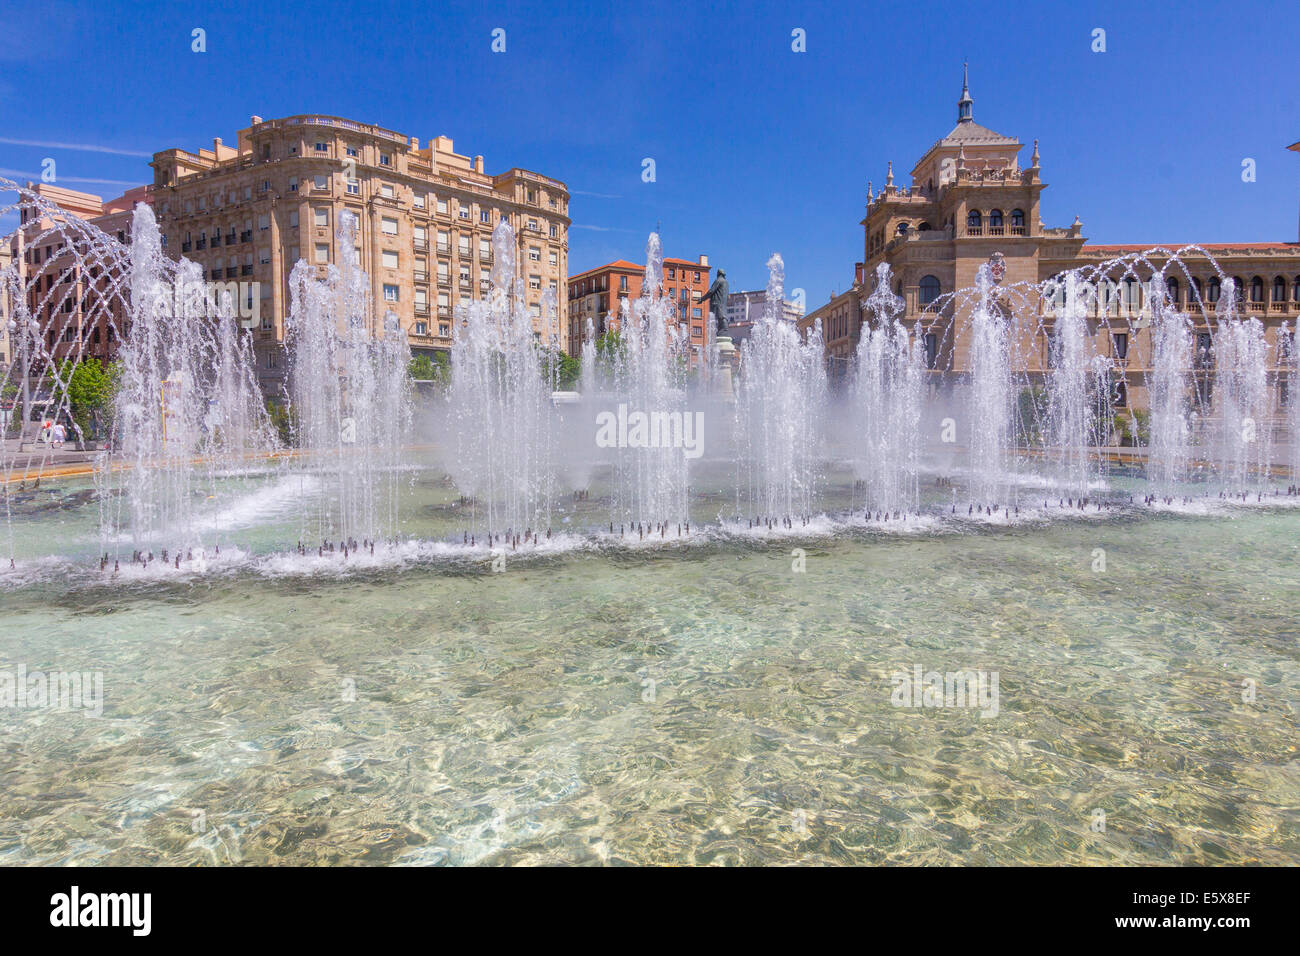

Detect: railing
436,243,449,254
967,227,982,236
413,239,428,251
413,270,428,282
437,276,450,286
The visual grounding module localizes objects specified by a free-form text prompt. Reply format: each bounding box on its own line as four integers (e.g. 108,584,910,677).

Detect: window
314,141,328,152
896,221,909,236
1112,380,1128,408
967,210,982,231
258,214,270,231
382,250,398,269
919,275,941,305
259,248,270,265
1207,277,1221,303
923,333,939,369
383,284,399,302
1251,276,1265,303
379,153,391,166
314,243,330,264
480,210,491,223
347,180,359,195
549,251,558,266
1167,276,1180,303
381,217,398,235
988,209,1003,229
380,184,395,199
313,175,328,190
458,236,470,255
415,322,428,335
528,246,541,261
694,272,701,283
691,308,701,318
549,224,558,238
314,207,329,227
529,276,541,290
288,176,298,193
288,210,299,228
619,276,628,292
1189,276,1201,302
436,199,448,215
1113,332,1129,360
346,145,359,158
413,193,425,209
459,205,470,219
1010,209,1025,229
1293,276,1300,303
1273,276,1287,302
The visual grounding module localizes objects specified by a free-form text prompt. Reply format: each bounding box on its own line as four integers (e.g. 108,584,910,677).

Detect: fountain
736,253,827,519
285,210,411,546
445,218,557,538
853,263,923,513
966,263,1012,504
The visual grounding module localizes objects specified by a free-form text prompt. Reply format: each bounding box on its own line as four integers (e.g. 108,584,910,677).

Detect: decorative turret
885,161,894,189
957,62,973,124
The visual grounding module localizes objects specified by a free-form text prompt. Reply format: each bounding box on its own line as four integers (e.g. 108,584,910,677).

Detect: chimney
250,115,263,125
699,254,709,267
410,137,420,150
474,155,484,174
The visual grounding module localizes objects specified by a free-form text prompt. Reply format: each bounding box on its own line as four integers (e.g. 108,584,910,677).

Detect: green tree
50,358,118,439
544,350,581,390
409,351,449,383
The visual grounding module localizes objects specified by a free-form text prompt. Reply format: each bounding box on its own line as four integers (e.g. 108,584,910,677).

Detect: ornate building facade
800,69,1300,423
150,115,571,391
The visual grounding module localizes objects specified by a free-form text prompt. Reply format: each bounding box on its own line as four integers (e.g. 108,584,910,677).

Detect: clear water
2,474,1296,865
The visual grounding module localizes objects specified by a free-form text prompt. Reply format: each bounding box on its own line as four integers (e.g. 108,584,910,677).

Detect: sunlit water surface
1,473,1297,865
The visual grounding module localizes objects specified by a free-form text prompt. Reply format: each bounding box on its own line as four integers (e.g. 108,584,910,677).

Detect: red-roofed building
567,253,711,356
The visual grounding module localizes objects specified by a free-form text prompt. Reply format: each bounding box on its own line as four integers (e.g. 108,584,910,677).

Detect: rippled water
0,474,1297,865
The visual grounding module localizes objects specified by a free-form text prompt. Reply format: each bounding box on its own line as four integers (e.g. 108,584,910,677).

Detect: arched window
918,221,932,232
1189,277,1201,303
1274,276,1287,302
1294,276,1300,302
1232,277,1246,304
967,210,982,232
919,275,941,305
1167,276,1180,304
1207,277,1221,303
1250,276,1265,303
1010,209,1025,229
896,221,910,236
989,209,1004,228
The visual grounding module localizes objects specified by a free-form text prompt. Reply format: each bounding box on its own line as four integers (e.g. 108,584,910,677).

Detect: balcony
966,227,982,237
413,239,428,251
226,268,238,279
480,250,493,261
1009,226,1027,236
415,304,430,317
225,233,237,245
241,265,253,276
195,239,207,250
436,243,450,254
210,234,221,247
413,270,428,282
437,275,450,287
438,305,450,317
240,231,252,243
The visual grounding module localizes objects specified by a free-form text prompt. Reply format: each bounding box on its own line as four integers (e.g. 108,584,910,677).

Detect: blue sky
2,0,1297,310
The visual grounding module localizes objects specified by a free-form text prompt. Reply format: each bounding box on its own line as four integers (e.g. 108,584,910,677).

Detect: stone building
150,114,571,391
800,68,1300,423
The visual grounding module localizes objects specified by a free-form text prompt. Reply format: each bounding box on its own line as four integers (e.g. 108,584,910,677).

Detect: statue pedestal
714,335,736,402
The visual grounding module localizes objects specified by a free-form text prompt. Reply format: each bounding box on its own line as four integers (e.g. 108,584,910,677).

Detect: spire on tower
1030,139,1040,168
957,62,973,123
886,161,894,187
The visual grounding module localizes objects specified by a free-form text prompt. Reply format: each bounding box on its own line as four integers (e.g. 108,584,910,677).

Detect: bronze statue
695,269,729,334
